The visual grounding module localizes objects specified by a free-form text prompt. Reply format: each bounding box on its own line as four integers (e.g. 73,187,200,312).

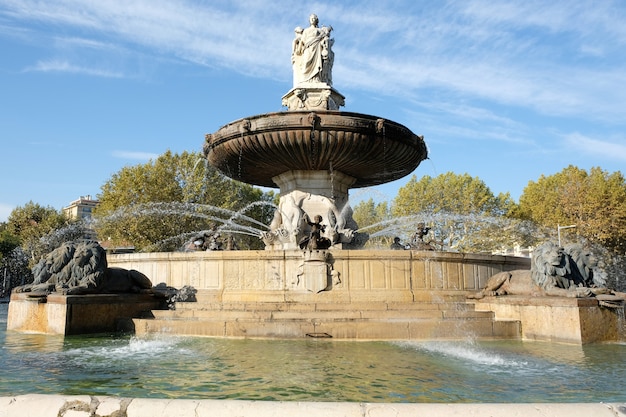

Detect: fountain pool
2,304,625,403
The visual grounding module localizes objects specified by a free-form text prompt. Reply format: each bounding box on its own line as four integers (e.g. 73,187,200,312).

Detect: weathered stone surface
204,111,426,250
0,395,623,417
469,242,611,299
109,250,529,304
95,396,130,416
291,14,334,88
7,293,164,335
110,250,623,343
205,111,427,189
474,295,625,344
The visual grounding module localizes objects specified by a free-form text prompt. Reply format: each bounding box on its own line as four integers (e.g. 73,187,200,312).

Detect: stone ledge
474,296,624,343
0,395,623,417
473,295,601,307
7,293,165,335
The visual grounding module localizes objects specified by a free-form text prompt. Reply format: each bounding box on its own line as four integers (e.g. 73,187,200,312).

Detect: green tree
0,229,20,259
0,231,30,295
353,199,389,229
390,172,534,252
352,198,392,247
94,150,273,250
7,201,69,261
392,172,515,217
519,165,626,252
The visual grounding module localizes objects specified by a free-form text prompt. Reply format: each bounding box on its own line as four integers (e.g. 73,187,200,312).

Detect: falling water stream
1,304,625,403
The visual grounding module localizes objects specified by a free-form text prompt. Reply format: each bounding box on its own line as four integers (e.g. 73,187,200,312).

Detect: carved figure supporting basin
204,111,427,249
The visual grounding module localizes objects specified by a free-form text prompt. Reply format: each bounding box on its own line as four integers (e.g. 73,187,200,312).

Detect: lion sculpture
468,242,607,299
14,240,153,295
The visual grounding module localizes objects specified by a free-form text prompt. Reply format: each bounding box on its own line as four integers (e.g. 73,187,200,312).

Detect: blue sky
1,0,625,222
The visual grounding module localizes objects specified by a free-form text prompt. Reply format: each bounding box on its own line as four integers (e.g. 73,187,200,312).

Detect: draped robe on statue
298,25,332,85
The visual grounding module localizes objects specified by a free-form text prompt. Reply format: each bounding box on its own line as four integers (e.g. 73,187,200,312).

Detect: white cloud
3,0,626,123
111,150,159,160
25,59,125,77
563,133,626,161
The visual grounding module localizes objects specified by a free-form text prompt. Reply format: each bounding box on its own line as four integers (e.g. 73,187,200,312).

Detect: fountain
3,13,626,417
203,14,427,251
115,14,622,344
9,13,624,344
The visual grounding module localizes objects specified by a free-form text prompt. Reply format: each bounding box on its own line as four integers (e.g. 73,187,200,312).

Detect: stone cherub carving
299,214,332,250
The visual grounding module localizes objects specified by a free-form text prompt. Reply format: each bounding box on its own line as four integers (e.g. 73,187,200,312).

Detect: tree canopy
0,228,20,260
351,198,393,247
6,201,70,261
518,165,626,252
392,172,516,218
94,150,274,250
388,172,533,252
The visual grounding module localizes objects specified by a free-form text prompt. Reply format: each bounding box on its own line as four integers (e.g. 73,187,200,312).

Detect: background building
63,195,99,220
63,195,99,240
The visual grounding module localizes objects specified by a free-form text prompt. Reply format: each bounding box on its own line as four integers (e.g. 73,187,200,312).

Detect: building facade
63,195,99,220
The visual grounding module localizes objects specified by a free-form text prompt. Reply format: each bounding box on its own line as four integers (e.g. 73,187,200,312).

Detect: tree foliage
94,151,274,251
0,225,20,260
392,172,516,217
6,201,70,261
519,165,626,252
352,198,393,247
385,172,531,252
352,199,389,229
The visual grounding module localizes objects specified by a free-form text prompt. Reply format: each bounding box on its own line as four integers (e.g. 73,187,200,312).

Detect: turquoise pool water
1,304,625,403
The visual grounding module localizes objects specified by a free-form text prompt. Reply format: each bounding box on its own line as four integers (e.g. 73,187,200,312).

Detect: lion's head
530,242,607,291
563,243,607,288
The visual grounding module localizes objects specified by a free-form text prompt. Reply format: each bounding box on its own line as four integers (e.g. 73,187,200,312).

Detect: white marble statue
292,14,334,87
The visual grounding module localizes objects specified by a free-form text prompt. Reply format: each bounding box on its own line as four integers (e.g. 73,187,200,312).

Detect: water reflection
2,304,626,403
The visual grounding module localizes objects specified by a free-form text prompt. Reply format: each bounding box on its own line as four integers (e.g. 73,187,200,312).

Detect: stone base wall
7,293,164,335
108,250,530,303
474,296,625,344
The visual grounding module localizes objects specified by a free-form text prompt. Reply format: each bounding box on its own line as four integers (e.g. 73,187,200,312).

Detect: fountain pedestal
281,85,345,111
265,170,361,250
296,250,337,293
205,110,428,250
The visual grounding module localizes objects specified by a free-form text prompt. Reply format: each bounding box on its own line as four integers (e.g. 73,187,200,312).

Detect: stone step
151,307,494,321
187,289,472,306
173,300,478,312
137,292,519,341
133,316,519,340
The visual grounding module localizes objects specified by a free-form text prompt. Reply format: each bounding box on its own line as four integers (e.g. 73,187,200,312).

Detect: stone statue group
291,14,334,87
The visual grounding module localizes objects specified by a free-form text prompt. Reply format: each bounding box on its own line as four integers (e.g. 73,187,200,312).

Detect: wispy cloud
111,150,159,160
563,134,626,161
2,0,626,123
25,59,124,77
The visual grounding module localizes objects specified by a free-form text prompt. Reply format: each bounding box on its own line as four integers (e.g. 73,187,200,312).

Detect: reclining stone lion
14,240,153,295
468,242,606,299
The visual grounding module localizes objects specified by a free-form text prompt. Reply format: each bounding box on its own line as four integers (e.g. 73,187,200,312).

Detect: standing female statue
292,14,334,86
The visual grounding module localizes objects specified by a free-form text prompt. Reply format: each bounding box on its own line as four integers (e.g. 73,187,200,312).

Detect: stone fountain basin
204,110,428,188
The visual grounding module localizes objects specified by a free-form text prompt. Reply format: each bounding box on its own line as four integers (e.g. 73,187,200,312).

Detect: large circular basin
204,110,428,188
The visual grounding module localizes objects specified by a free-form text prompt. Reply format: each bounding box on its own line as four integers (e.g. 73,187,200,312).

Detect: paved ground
0,395,624,417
